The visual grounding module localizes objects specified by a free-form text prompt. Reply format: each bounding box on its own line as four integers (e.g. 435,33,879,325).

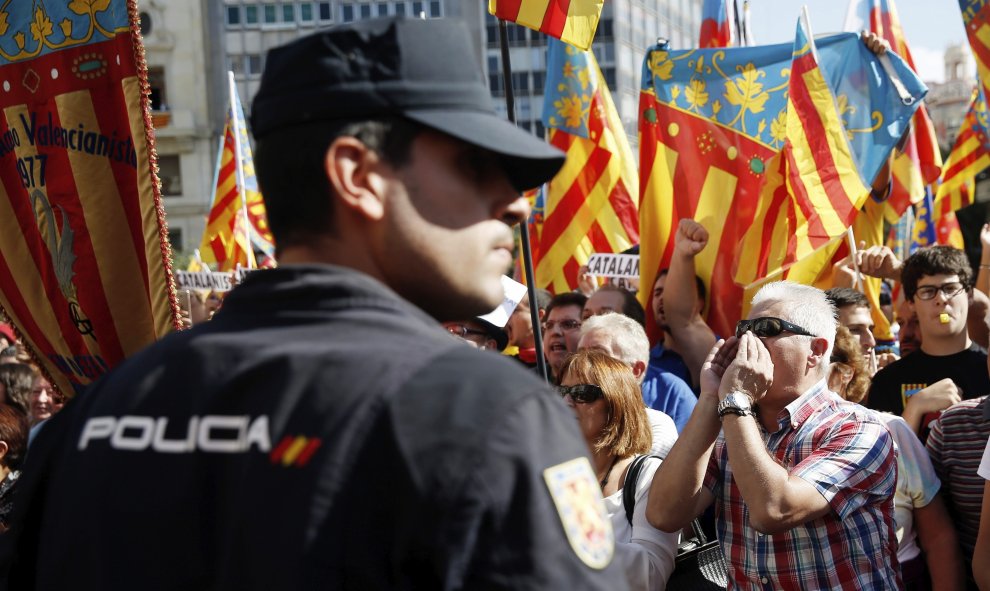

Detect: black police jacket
0,265,627,590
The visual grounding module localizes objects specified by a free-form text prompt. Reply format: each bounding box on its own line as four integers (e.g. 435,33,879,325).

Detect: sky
746,0,969,83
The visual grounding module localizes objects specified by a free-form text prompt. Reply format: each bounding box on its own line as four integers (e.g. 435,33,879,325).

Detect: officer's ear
325,137,386,222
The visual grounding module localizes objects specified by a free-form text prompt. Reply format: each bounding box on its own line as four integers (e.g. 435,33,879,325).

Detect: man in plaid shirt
648,281,900,589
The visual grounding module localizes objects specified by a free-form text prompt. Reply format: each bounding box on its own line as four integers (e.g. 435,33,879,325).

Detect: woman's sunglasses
556,384,605,404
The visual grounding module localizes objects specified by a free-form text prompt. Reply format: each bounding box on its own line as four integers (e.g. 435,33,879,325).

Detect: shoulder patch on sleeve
542,457,615,570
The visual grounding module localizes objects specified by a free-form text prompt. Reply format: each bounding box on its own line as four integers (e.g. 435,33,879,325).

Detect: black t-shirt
0,266,628,591
867,343,990,436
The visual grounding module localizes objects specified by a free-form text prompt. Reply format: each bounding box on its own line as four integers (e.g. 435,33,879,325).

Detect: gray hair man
648,281,900,589
578,312,679,457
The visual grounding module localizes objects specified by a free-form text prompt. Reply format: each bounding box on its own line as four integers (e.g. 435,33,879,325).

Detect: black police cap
251,16,565,191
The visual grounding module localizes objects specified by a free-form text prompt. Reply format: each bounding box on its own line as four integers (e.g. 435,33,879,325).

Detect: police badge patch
543,457,615,569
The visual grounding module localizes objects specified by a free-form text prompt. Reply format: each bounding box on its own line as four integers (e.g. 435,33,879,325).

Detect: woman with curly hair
558,349,677,590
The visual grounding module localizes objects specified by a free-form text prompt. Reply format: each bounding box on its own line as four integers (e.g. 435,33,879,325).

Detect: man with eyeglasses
649,281,901,589
867,246,990,439
543,292,587,382
442,318,508,352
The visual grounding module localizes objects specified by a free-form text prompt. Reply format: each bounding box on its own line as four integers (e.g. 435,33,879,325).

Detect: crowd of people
1,13,990,591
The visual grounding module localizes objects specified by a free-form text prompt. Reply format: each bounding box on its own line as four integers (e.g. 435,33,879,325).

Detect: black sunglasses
556,384,605,404
735,317,815,339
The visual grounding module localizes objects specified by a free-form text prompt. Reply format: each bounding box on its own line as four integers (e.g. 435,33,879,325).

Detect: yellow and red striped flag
0,0,178,395
489,0,604,51
639,28,926,338
734,20,870,286
200,76,276,272
960,0,990,115
935,88,989,213
536,39,638,293
845,0,942,219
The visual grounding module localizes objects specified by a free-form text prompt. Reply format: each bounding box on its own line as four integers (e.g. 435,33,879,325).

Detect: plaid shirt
704,380,901,590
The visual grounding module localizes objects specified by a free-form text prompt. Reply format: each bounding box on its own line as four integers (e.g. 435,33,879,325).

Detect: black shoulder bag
621,454,728,591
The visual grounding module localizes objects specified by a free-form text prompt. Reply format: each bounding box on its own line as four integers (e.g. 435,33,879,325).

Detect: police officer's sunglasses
735,317,815,339
556,384,605,404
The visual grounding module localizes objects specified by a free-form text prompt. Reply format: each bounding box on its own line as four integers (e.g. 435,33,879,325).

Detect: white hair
579,312,650,368
751,281,836,365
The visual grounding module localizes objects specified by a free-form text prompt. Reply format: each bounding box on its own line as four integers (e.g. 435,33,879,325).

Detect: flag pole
227,71,255,270
498,18,549,383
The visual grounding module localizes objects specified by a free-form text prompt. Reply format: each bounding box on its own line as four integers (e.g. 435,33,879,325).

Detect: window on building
412,1,423,17
529,28,545,45
159,155,183,197
376,2,388,16
282,4,294,22
486,23,498,47
226,5,241,26
512,72,529,93
487,55,499,74
599,18,613,40
148,66,167,110
519,120,532,132
245,5,259,24
263,4,277,22
489,73,503,96
535,120,545,139
394,2,406,16
430,1,441,16
168,228,184,251
532,70,544,94
360,4,371,18
139,11,153,35
508,24,527,46
299,3,313,21
229,55,244,75
247,54,263,75
341,4,354,21
318,1,331,20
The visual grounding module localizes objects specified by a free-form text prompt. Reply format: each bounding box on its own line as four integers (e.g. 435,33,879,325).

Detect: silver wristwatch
717,391,754,419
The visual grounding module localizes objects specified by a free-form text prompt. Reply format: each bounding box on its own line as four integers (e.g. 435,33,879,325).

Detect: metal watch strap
718,406,754,419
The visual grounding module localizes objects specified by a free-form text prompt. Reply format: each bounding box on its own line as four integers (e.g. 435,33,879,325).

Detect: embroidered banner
0,1,177,395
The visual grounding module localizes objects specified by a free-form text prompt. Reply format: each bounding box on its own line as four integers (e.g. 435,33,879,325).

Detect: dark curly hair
901,246,973,302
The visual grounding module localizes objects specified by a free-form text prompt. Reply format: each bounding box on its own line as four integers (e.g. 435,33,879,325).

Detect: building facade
926,44,977,154
142,0,227,255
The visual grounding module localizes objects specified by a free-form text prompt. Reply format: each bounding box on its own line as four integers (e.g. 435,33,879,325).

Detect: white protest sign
479,275,528,328
175,268,257,292
175,271,234,292
586,253,639,278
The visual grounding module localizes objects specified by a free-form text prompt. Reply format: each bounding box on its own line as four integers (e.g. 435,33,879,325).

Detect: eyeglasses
445,324,489,339
543,319,582,332
556,384,605,404
735,317,815,339
914,282,966,301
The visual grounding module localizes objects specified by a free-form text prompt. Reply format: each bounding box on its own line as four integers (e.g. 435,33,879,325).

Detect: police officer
0,17,628,591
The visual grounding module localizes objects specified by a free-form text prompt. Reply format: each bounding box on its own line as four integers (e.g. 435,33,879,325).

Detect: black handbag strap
622,454,662,525
688,518,708,545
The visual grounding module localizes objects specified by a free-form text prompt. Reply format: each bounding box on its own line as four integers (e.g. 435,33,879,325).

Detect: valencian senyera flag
200,76,275,272
699,0,754,48
699,0,736,48
936,87,990,213
733,18,871,288
638,25,926,338
537,38,639,293
845,0,942,220
488,0,603,51
0,1,178,395
910,187,937,252
961,0,990,115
